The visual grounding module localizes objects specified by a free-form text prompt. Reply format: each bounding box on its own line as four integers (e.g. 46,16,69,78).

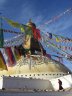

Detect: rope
38,8,72,28
2,29,23,34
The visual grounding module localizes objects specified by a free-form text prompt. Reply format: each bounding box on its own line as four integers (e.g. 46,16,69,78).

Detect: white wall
2,76,53,90
0,77,3,89
50,74,72,91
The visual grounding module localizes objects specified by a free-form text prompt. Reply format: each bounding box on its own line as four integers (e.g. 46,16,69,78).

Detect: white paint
0,76,53,90
0,77,3,89
0,74,72,91
50,74,72,91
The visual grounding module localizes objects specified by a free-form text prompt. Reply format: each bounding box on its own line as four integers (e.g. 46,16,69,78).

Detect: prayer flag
0,29,4,47
2,17,25,32
56,37,60,42
14,46,21,60
1,48,9,65
32,27,41,40
0,51,7,70
5,47,16,67
47,32,52,39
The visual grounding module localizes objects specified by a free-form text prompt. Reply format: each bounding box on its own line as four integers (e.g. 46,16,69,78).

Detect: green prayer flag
2,17,26,32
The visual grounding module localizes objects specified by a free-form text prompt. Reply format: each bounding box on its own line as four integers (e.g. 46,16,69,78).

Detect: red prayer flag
32,27,41,40
5,47,16,67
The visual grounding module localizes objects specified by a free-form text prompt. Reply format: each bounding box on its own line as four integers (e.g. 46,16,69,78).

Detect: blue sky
0,0,72,33
0,0,72,35
0,0,72,71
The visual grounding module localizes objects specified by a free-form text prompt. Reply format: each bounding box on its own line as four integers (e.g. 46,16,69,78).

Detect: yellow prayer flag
2,17,22,28
2,17,26,33
20,27,25,32
56,37,60,42
0,55,7,70
2,17,33,35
